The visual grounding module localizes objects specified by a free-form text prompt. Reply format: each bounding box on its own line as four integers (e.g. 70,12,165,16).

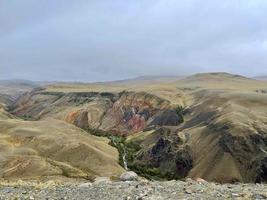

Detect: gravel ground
0,179,267,200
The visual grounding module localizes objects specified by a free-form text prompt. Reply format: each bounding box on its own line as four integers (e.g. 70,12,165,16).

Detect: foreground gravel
0,179,267,200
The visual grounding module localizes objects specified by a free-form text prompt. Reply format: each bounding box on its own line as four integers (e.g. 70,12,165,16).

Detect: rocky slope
3,73,267,183
0,81,125,181
125,89,267,183
0,179,266,200
11,89,175,135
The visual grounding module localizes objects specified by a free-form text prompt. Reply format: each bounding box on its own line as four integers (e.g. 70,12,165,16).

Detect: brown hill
0,118,124,180
0,81,124,180
5,72,267,183
0,80,38,105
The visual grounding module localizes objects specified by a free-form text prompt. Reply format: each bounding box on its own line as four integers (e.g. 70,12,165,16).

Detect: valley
1,73,267,184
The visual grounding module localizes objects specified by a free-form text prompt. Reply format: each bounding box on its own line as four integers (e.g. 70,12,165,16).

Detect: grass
175,105,185,123
21,114,34,121
83,126,185,180
83,127,127,168
0,119,124,179
128,164,182,181
109,136,127,167
124,140,184,181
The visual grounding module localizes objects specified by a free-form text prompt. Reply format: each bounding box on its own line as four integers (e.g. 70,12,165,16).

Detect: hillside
2,72,267,183
0,118,124,180
0,81,124,181
0,80,38,105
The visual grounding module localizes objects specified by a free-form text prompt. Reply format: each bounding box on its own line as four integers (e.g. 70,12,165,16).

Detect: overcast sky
1,0,267,81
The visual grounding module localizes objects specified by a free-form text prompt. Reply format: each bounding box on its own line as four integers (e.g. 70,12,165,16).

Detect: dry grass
0,118,124,180
2,72,267,183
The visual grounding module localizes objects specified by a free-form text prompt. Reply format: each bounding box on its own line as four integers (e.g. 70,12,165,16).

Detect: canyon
1,73,267,184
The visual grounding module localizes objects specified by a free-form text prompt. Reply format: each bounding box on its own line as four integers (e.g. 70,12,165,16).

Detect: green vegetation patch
84,126,184,181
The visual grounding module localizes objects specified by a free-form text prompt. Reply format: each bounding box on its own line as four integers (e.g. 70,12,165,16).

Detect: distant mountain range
2,73,267,85
253,76,267,80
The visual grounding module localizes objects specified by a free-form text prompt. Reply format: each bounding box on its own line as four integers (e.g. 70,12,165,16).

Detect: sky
1,0,267,82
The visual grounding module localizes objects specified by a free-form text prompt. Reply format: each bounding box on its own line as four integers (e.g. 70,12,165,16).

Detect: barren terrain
1,73,267,185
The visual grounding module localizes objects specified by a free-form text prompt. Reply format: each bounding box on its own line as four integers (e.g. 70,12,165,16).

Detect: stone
184,188,193,194
78,182,93,188
185,178,194,182
120,171,138,181
0,179,267,199
194,178,208,184
94,177,112,184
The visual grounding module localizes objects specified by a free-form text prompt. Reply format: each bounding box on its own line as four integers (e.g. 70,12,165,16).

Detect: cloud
1,0,267,81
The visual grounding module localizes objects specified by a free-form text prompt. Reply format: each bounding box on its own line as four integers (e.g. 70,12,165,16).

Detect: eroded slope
8,73,267,183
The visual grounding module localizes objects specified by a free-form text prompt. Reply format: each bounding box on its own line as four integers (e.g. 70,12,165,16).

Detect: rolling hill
1,72,267,183
0,79,39,106
0,118,124,180
0,81,124,181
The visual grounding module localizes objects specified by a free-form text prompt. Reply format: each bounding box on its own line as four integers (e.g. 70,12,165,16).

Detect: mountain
254,76,267,80
0,80,125,181
2,72,267,183
0,79,39,105
108,75,184,85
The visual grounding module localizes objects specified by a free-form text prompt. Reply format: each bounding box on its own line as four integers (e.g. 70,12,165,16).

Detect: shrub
175,105,185,123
